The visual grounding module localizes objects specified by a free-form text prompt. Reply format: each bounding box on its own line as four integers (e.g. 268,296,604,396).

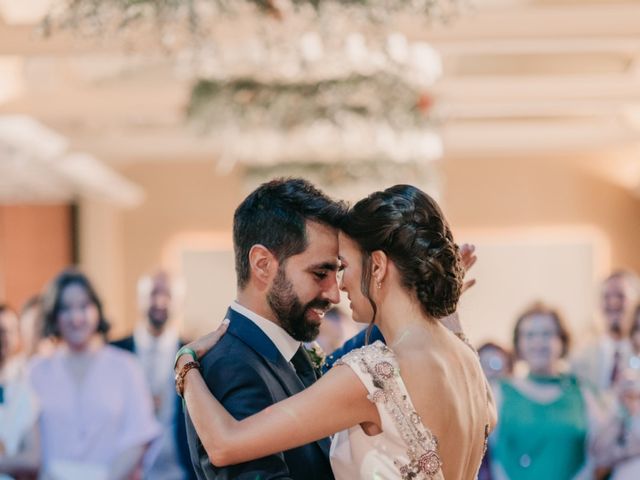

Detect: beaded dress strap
337,342,444,479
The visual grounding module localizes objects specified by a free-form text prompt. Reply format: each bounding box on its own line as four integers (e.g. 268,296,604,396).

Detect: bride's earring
376,281,382,289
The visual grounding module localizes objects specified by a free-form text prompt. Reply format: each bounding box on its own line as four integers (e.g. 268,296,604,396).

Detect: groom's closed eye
309,261,341,281
313,271,329,280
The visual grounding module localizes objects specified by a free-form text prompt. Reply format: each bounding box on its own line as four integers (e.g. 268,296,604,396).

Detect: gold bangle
175,360,200,398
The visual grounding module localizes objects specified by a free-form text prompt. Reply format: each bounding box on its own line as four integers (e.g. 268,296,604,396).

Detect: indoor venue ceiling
0,0,639,200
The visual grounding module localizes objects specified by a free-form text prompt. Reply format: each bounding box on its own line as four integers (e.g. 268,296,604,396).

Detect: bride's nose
338,271,346,292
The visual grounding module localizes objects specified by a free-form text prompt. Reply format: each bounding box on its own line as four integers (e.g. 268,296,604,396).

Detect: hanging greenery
40,0,451,167
187,73,433,131
42,0,463,37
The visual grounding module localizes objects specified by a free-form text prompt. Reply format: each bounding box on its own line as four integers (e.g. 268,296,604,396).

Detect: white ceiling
0,115,144,205
0,0,639,194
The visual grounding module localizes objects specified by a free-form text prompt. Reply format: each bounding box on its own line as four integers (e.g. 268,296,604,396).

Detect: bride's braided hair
341,185,464,322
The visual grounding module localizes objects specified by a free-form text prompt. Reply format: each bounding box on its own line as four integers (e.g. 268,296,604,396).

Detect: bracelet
174,346,198,371
175,360,200,398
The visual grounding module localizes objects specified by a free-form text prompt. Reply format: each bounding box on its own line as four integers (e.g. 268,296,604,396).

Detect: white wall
457,226,609,349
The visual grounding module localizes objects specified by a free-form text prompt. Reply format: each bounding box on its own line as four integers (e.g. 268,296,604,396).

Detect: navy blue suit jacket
185,308,335,480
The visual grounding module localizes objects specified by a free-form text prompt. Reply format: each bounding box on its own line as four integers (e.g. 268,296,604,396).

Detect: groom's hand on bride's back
459,243,477,295
439,243,477,334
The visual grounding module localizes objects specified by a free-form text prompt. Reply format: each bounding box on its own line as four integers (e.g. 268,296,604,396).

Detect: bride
176,185,497,479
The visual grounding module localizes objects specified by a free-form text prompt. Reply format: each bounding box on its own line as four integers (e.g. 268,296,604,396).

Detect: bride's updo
341,185,464,319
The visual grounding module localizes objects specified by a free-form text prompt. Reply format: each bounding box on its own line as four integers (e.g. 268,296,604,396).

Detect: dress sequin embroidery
336,341,443,480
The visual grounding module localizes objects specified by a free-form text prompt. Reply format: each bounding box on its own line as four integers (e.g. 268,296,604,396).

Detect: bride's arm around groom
179,183,496,480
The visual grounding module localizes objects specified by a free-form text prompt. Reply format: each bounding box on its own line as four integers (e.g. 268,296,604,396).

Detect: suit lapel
226,308,305,396
225,307,332,460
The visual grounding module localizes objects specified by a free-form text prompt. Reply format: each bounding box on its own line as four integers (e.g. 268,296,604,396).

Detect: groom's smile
304,299,332,324
267,221,341,342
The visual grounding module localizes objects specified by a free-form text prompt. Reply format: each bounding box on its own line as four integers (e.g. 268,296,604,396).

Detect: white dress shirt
572,336,632,392
132,326,185,480
230,301,301,362
133,325,180,420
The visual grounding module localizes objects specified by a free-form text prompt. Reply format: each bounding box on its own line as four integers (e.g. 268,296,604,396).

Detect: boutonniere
305,341,326,371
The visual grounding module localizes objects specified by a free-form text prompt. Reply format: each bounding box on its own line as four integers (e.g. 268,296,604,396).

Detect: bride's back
339,184,496,478
395,324,493,480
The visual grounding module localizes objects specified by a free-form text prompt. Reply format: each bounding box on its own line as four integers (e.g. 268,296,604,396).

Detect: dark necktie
611,348,621,386
291,346,317,389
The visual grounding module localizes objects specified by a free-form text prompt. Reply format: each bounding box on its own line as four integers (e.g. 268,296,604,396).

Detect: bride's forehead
338,233,359,251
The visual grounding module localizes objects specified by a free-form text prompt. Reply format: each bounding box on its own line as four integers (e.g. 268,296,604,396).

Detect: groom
185,178,351,479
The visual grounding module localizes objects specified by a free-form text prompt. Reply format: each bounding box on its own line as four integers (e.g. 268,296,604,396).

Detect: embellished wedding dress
330,341,483,480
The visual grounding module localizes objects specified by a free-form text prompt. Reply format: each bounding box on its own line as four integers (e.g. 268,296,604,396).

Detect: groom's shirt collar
230,301,300,362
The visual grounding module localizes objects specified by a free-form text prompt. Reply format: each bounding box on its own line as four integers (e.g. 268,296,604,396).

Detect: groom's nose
321,275,341,305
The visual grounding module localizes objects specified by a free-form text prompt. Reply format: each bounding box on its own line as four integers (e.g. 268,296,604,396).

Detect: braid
342,184,464,320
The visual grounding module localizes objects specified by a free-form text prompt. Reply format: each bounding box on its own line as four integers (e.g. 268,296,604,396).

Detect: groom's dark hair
233,178,345,289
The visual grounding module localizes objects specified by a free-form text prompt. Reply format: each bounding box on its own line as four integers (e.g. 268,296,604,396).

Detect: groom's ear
248,244,278,288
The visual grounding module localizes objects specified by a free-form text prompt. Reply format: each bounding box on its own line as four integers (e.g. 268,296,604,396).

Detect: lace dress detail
335,341,444,480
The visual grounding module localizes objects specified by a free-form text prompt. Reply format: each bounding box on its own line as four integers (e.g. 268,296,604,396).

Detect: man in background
573,270,640,391
0,305,22,375
112,271,195,480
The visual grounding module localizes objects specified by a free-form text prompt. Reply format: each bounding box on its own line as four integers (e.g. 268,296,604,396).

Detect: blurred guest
592,305,640,479
0,304,39,480
112,271,194,480
491,302,601,480
626,304,640,370
479,342,514,382
573,270,640,391
29,269,160,480
313,307,362,353
593,368,640,479
19,297,55,359
314,308,344,353
477,342,514,480
0,306,22,376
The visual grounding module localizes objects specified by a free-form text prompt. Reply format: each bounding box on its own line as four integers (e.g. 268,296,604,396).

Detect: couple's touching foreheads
174,178,497,480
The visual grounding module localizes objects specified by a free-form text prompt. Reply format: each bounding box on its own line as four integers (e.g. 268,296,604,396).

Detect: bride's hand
177,319,229,369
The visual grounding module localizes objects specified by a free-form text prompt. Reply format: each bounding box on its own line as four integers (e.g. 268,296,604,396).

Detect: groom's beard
267,267,330,342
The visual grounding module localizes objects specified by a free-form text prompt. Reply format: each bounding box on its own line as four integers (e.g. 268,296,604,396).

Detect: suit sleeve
185,351,294,480
322,325,385,373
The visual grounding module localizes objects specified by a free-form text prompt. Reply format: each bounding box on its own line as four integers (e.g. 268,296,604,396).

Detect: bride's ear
370,250,388,288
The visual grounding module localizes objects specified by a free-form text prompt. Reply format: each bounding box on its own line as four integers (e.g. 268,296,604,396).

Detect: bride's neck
376,291,442,348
